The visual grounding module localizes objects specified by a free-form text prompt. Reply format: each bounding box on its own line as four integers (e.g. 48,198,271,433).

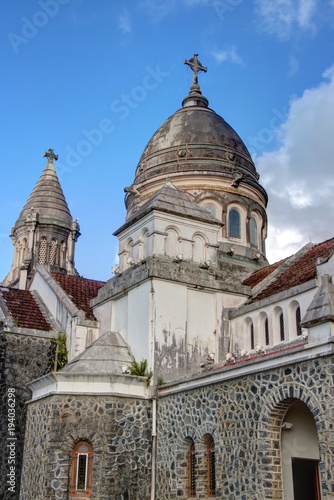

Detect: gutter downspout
150,397,157,500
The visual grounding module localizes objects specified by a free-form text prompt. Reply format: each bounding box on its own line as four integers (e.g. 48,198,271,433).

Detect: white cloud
255,0,317,40
211,46,244,66
254,64,334,262
118,10,132,34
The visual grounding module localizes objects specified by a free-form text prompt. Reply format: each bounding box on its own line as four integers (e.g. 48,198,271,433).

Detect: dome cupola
124,55,268,264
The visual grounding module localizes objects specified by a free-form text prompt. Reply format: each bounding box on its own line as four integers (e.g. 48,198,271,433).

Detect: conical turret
4,149,80,288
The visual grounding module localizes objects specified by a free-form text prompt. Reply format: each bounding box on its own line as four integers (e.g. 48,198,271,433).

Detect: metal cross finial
43,148,58,163
184,54,207,88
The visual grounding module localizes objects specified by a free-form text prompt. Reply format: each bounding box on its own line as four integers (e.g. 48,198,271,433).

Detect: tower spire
3,149,80,288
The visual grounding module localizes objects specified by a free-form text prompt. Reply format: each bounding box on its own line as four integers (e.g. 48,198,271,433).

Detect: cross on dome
184,54,207,90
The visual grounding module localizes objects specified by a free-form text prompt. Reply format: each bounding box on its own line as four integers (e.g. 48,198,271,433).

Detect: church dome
134,99,258,185
125,56,267,219
124,55,268,266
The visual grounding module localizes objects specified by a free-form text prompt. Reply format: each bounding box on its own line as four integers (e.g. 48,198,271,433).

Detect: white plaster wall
111,295,128,340
187,288,216,356
316,251,334,279
230,287,316,352
31,272,67,329
126,281,151,364
93,300,112,335
153,280,238,373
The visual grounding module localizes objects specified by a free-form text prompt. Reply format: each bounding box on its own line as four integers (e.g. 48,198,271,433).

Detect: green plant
157,376,164,386
51,333,68,371
129,359,153,387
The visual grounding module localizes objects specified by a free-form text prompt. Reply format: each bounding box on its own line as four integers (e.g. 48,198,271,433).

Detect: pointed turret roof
15,149,72,230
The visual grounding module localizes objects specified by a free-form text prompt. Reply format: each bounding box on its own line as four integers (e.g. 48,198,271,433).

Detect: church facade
1,55,333,499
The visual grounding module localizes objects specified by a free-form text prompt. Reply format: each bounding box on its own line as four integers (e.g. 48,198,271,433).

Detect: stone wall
20,394,152,500
0,330,54,500
156,354,334,499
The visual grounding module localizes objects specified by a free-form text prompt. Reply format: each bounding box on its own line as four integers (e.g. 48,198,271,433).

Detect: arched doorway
282,400,320,500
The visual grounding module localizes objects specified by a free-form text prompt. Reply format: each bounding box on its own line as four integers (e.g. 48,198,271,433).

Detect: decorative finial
184,54,207,90
43,148,58,163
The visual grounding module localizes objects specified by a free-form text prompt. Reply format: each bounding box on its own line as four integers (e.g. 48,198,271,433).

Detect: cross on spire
43,148,58,163
184,54,207,89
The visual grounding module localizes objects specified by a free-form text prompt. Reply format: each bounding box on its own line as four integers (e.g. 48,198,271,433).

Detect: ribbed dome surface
15,160,72,229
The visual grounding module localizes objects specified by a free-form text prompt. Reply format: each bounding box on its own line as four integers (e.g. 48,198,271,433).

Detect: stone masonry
156,354,334,499
0,330,54,500
20,394,152,500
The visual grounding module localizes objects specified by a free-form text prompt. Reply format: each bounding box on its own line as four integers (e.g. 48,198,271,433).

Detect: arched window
228,209,241,239
249,217,258,247
203,203,217,217
188,440,196,497
165,228,178,258
208,439,216,496
250,321,255,350
70,441,93,498
295,306,302,336
279,311,285,341
264,317,270,346
193,234,205,263
49,239,58,265
38,237,47,265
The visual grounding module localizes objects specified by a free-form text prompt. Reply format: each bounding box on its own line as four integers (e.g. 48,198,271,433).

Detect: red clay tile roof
242,257,287,288
248,238,334,303
0,287,52,331
51,273,105,320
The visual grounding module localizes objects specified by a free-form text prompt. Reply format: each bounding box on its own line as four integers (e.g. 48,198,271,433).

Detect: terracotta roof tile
242,258,287,288
51,273,105,320
0,287,52,331
249,238,334,303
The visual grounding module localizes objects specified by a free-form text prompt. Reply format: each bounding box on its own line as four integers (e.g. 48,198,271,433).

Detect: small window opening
208,440,216,496
229,209,241,239
279,312,285,341
188,441,196,497
295,306,302,336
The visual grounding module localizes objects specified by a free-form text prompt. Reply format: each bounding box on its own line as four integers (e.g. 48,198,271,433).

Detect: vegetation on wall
129,358,153,387
51,333,68,371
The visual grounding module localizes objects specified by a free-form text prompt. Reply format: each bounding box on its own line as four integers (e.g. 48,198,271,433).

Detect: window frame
228,208,241,239
188,440,196,497
69,441,93,499
207,439,216,497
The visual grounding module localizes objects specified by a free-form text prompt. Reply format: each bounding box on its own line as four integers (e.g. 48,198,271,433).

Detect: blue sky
1,0,334,282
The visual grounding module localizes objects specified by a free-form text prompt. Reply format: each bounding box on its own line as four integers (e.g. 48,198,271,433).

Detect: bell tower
4,149,80,289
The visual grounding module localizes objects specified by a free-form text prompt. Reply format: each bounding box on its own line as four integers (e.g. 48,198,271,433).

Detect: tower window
228,209,241,239
208,439,216,496
38,237,47,265
264,317,269,346
250,322,255,350
203,203,217,217
249,217,258,247
279,312,285,341
49,239,58,266
70,441,93,498
296,306,302,336
188,441,196,497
